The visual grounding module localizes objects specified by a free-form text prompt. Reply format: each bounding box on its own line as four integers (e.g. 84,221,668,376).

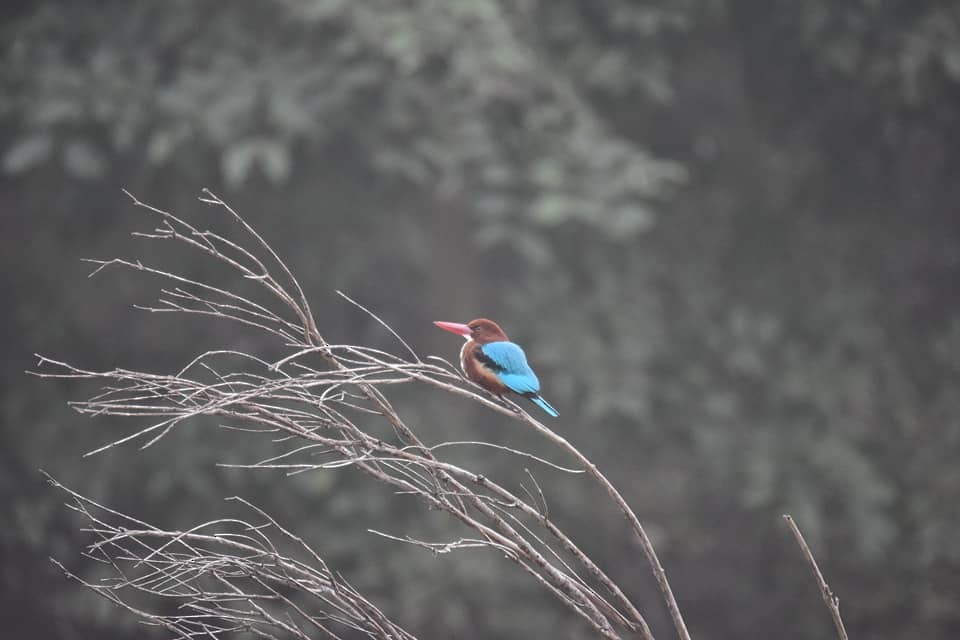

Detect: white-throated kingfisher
434,318,559,418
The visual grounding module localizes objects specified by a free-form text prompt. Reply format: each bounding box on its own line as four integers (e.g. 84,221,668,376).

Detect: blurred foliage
2,0,959,639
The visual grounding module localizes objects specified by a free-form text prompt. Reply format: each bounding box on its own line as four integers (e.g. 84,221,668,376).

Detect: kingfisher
434,318,559,418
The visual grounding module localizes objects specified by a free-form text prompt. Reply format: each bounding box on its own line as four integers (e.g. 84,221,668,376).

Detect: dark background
2,1,959,638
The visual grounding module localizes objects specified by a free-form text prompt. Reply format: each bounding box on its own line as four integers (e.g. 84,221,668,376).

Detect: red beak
433,321,471,337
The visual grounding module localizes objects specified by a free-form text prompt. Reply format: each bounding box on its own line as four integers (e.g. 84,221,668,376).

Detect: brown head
434,318,510,344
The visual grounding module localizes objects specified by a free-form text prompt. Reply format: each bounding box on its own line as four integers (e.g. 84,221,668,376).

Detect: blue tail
529,395,559,418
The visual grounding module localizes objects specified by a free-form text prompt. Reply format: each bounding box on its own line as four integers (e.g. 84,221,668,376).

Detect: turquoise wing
479,341,541,394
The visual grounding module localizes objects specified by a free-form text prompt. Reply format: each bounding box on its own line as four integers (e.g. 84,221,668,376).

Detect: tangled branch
49,475,414,640
35,190,692,639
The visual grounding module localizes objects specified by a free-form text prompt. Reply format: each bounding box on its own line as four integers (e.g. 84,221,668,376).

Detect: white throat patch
458,339,470,373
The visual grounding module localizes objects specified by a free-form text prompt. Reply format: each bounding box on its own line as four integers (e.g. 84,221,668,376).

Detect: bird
433,318,559,418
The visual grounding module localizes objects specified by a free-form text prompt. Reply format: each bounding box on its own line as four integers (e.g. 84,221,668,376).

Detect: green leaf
146,125,190,166
2,133,53,174
62,139,106,180
221,140,258,188
257,140,291,184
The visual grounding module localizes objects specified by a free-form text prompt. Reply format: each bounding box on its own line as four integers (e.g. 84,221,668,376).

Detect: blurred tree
2,0,959,638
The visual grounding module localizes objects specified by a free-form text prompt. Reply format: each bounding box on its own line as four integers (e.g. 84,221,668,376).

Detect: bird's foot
496,395,522,414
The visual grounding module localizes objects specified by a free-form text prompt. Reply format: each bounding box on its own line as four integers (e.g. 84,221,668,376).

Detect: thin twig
336,290,421,363
782,514,849,640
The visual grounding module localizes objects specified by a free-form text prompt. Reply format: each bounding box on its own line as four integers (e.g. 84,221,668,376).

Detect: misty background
2,1,959,638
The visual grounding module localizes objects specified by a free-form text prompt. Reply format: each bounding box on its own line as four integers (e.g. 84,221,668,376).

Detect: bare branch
35,191,696,640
